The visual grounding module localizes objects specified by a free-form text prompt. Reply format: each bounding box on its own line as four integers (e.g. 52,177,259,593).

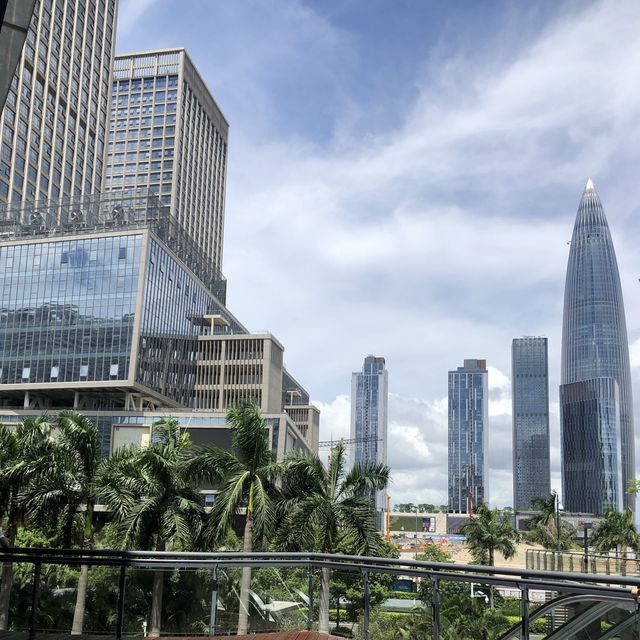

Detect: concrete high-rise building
351,355,388,525
0,0,117,204
0,0,37,111
104,49,228,278
448,359,488,513
560,179,634,515
512,337,550,511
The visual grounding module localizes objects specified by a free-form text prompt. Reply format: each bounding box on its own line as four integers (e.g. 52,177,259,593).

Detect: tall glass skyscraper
448,359,488,513
104,49,228,279
560,179,634,515
0,0,117,204
351,355,388,526
512,337,550,511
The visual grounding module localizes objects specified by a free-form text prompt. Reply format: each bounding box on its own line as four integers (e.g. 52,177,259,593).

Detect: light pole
414,506,419,560
555,492,561,552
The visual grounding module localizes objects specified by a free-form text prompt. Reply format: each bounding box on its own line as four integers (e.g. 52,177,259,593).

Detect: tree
97,418,204,637
18,412,101,635
185,402,279,635
590,509,640,574
0,417,55,630
526,492,575,550
274,439,389,634
461,505,519,608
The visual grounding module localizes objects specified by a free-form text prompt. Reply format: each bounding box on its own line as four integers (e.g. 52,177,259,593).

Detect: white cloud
115,1,640,506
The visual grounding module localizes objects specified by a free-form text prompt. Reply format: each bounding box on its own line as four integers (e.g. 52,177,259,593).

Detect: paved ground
209,634,343,639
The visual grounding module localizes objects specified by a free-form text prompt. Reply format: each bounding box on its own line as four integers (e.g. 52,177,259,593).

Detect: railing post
115,561,127,640
209,566,218,637
307,565,314,631
521,586,530,640
28,559,41,640
363,571,370,640
432,577,441,640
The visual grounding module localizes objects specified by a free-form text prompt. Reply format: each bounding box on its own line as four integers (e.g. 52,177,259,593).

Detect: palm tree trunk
237,513,253,635
71,503,94,635
71,564,90,634
319,567,331,634
149,540,165,638
0,524,17,630
489,548,495,609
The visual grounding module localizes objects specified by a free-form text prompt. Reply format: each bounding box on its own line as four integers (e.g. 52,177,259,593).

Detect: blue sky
116,0,640,508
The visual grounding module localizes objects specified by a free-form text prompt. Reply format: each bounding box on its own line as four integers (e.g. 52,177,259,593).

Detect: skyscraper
0,0,117,204
560,179,634,515
351,355,388,526
512,337,550,511
448,359,488,513
104,49,228,277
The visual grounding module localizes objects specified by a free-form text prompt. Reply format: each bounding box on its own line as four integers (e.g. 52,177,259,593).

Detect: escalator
498,593,639,639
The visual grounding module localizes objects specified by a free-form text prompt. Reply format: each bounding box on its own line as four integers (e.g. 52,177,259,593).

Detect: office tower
448,359,488,513
104,49,228,277
0,0,37,111
560,179,633,515
0,0,117,204
512,337,550,511
0,191,319,460
351,355,388,526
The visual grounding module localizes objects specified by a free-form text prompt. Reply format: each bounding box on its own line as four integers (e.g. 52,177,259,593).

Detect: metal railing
1,547,640,639
527,548,640,576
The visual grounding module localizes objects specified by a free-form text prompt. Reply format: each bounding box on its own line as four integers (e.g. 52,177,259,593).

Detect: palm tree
97,417,204,637
0,417,54,630
274,440,389,634
19,412,101,635
461,505,519,608
526,492,574,551
185,402,279,635
590,509,640,575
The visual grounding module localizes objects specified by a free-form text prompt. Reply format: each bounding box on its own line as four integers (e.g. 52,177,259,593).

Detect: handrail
3,547,640,640
2,547,640,593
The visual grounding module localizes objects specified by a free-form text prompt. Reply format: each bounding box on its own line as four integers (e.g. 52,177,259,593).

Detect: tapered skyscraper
560,179,634,515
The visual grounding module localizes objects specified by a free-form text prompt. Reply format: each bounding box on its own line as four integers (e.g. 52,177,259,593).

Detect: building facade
560,378,622,515
560,179,634,514
448,359,488,514
512,337,550,511
351,355,388,524
0,0,117,204
104,49,228,278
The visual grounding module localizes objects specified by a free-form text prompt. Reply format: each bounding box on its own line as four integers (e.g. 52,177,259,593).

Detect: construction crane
318,436,383,448
467,489,475,519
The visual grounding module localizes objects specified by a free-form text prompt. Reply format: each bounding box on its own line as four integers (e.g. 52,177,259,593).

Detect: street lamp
414,506,419,560
555,493,562,552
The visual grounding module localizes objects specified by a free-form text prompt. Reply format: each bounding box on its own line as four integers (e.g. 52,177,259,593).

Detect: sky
116,0,640,508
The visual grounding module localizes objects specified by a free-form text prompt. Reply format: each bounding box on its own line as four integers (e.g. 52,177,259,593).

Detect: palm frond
203,470,250,546
227,403,272,471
